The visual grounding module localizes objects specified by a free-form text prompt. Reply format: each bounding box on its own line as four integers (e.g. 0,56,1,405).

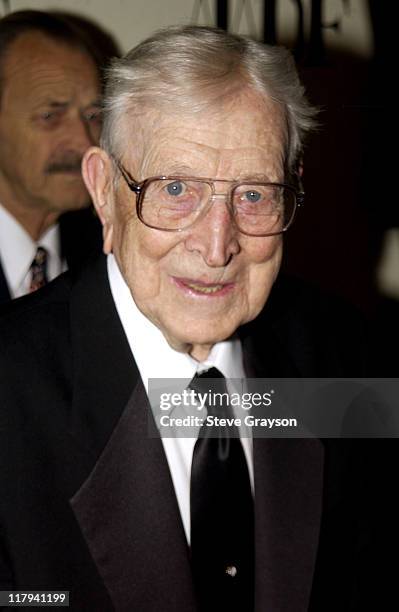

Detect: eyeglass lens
139,178,296,235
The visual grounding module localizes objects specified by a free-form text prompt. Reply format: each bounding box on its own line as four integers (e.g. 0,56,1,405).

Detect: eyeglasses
113,159,304,237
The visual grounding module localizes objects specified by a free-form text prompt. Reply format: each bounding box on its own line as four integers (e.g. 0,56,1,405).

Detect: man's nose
184,196,240,267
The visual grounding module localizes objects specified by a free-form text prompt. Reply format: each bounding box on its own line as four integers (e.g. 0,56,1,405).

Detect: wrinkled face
0,32,101,215
85,89,287,360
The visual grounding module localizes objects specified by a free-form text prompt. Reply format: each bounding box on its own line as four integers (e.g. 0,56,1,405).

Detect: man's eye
236,189,264,205
35,110,61,128
165,181,186,197
84,109,102,123
39,110,58,122
243,190,262,203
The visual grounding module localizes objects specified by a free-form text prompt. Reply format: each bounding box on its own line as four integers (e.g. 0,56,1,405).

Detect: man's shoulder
241,275,368,377
0,254,107,364
0,271,74,430
0,272,75,398
0,252,107,331
264,274,364,331
0,269,72,339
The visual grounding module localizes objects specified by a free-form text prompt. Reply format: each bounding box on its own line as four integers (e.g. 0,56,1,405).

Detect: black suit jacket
0,207,102,304
0,255,394,611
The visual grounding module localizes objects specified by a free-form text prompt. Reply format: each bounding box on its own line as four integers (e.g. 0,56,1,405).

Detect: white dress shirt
0,203,64,298
107,253,254,542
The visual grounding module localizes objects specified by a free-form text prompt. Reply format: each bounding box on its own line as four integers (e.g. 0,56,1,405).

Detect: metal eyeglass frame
112,157,305,237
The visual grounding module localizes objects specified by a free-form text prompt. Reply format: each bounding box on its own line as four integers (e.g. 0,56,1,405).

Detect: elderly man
0,26,387,611
0,10,111,303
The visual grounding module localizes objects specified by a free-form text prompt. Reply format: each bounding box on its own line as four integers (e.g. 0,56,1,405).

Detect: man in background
0,10,119,302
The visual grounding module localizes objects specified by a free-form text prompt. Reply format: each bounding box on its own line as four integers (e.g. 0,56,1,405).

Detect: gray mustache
45,155,82,174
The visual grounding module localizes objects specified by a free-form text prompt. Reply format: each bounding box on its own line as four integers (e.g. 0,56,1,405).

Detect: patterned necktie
189,367,254,612
29,247,48,293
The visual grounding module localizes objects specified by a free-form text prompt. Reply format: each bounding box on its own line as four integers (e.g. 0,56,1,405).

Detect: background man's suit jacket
0,255,394,611
0,208,102,304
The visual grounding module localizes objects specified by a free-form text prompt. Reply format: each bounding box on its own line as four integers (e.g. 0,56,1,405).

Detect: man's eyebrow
237,173,273,182
156,167,273,181
84,100,102,108
31,99,102,112
159,164,197,176
48,101,69,109
31,100,69,111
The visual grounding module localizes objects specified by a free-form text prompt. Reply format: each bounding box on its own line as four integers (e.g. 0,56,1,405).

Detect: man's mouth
172,277,235,296
185,281,225,294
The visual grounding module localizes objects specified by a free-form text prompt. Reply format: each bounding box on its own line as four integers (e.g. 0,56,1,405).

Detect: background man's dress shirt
0,203,64,298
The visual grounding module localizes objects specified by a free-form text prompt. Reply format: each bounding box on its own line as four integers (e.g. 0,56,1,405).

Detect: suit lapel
253,438,323,612
0,260,11,304
241,292,324,612
68,255,137,457
70,378,197,612
68,256,196,610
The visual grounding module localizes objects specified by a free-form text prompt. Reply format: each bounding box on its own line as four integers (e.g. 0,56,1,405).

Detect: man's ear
82,147,114,254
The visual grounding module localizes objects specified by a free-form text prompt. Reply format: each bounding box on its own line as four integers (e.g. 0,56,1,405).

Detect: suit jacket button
225,565,237,577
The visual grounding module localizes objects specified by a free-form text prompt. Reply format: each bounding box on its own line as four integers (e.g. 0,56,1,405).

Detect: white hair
101,25,317,173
